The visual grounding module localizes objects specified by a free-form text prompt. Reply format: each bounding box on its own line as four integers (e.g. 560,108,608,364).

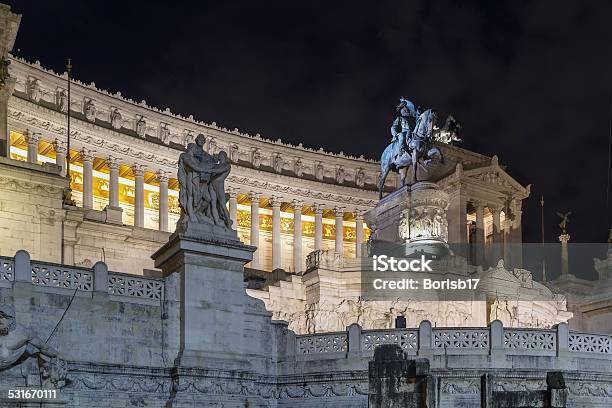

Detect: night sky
7,1,612,245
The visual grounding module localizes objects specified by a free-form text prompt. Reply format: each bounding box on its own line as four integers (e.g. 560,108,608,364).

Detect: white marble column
228,188,238,229
560,233,570,277
355,210,364,258
334,206,344,254
133,164,145,228
293,200,303,273
250,192,260,269
107,156,120,208
491,206,502,265
314,204,323,251
475,202,485,265
271,196,282,270
26,131,40,164
52,139,67,176
157,171,169,232
81,148,94,209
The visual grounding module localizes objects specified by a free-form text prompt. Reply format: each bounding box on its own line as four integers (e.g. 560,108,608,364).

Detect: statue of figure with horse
378,97,450,199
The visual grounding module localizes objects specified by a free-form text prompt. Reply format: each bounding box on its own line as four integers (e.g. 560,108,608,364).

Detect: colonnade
16,131,368,273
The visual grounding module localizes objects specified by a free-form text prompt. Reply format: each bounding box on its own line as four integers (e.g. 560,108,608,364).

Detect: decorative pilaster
249,192,260,269
355,210,364,258
314,204,323,251
132,164,145,228
25,130,40,164
334,206,344,254
81,148,94,209
52,139,67,176
447,178,468,256
157,170,169,232
271,197,282,270
0,5,20,158
559,233,570,277
228,188,238,229
293,200,303,273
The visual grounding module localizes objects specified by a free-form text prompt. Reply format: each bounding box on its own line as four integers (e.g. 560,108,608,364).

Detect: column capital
490,205,503,215
107,155,121,170
52,138,67,154
559,233,570,243
156,169,169,183
132,163,145,177
354,209,365,220
227,186,239,199
25,130,41,144
313,203,324,215
80,148,95,162
249,191,260,202
292,199,303,211
270,196,282,208
334,206,345,217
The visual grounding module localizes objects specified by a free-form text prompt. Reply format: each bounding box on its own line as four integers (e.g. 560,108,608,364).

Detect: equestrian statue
378,97,459,199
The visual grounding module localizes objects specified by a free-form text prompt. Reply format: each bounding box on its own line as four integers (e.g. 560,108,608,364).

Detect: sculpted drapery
177,134,232,230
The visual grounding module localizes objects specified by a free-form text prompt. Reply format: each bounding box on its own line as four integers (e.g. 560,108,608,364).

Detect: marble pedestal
151,224,256,369
365,182,449,257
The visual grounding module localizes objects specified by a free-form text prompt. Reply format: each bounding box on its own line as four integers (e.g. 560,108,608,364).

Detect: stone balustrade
294,321,612,362
0,251,163,304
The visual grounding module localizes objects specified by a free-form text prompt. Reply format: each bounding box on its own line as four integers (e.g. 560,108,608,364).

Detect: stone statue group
178,134,232,230
378,97,461,198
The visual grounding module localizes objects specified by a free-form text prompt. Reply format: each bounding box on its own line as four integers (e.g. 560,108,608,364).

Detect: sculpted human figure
0,305,66,387
178,143,212,225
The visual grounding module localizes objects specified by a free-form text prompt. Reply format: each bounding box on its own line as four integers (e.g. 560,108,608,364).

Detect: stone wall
0,157,66,263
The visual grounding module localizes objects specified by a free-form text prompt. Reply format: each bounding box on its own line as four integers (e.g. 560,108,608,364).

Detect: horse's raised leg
398,167,407,187
378,165,391,199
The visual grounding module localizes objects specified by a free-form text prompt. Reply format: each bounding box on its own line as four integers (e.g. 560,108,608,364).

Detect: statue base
365,181,450,258
174,218,240,244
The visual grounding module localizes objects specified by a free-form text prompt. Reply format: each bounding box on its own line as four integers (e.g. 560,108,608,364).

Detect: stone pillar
132,164,145,228
334,206,344,254
249,192,260,269
81,148,94,209
491,206,502,265
508,198,524,269
228,188,238,229
369,344,432,408
355,210,364,258
103,156,123,225
151,222,256,370
475,202,485,266
157,170,169,232
314,204,323,251
293,200,303,273
52,139,67,177
448,181,468,257
503,217,511,268
107,156,120,208
25,130,40,164
271,197,282,270
560,233,570,277
0,5,20,158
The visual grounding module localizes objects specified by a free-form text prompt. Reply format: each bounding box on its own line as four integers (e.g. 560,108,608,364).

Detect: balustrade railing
1,251,164,303
293,321,612,361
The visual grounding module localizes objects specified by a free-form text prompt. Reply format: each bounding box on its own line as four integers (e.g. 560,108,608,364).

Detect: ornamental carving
55,87,68,112
159,122,170,144
229,144,239,163
135,115,146,138
26,76,40,102
252,148,262,168
355,168,365,187
273,153,283,173
110,107,123,130
336,166,345,184
315,161,324,181
83,98,96,121
294,157,303,177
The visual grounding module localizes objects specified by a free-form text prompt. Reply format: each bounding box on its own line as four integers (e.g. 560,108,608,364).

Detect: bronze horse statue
378,108,443,199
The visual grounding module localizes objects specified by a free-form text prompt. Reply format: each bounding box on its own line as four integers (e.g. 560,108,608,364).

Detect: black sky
7,1,612,244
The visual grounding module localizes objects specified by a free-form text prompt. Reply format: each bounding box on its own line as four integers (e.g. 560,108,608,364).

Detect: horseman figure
378,97,445,199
